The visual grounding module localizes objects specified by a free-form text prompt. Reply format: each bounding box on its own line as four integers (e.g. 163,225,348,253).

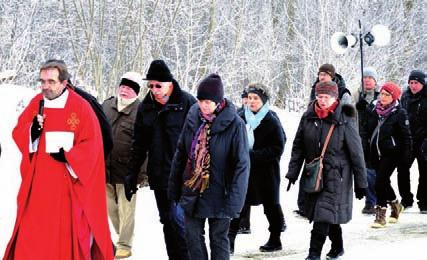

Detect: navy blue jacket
168,100,250,218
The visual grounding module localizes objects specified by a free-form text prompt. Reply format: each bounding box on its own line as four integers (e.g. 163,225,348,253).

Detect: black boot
228,232,236,255
326,225,344,259
307,232,326,259
259,232,282,252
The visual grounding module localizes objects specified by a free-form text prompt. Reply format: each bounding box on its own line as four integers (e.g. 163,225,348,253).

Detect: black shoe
361,205,376,215
326,248,344,260
237,226,251,234
293,209,306,218
401,201,413,209
305,255,321,260
259,236,282,252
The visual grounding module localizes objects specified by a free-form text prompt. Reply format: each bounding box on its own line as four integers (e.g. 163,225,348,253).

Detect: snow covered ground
0,85,425,259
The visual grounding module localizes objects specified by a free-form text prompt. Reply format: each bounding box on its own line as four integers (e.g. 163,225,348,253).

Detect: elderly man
125,60,196,259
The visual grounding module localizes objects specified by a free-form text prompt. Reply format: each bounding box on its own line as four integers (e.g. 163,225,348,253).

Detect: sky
0,84,425,259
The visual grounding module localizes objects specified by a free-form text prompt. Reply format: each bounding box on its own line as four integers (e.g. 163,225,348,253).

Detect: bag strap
320,124,335,158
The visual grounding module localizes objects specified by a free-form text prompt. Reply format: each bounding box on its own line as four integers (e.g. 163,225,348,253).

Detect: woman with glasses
286,81,367,260
168,74,249,260
228,83,286,254
364,82,412,228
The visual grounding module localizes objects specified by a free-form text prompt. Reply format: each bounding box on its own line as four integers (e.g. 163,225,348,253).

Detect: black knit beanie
408,70,426,86
197,74,224,103
144,60,174,82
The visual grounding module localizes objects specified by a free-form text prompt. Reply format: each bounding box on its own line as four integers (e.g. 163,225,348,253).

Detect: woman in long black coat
286,81,367,260
364,82,412,228
228,83,286,254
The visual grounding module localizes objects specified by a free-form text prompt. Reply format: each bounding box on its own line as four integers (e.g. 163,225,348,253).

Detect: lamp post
331,20,391,95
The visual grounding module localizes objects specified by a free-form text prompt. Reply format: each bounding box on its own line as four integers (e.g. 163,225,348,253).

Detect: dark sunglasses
147,83,164,89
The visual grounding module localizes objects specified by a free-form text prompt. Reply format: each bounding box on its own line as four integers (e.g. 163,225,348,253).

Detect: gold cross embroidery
67,112,80,130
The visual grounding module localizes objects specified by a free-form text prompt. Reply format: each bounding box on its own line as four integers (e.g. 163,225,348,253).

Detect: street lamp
330,20,391,95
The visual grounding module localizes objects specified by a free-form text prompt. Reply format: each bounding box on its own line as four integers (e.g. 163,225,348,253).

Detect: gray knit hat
363,67,378,82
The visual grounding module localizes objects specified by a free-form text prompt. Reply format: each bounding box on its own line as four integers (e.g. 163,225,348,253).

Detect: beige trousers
106,184,137,250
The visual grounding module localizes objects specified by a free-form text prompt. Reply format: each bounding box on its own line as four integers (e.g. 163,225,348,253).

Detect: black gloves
355,187,367,200
124,173,138,202
50,148,67,163
286,177,297,191
355,98,369,111
30,116,42,142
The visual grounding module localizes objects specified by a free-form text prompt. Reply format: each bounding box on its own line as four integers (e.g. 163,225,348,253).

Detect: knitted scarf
184,100,226,193
314,100,339,119
375,100,396,117
244,102,270,149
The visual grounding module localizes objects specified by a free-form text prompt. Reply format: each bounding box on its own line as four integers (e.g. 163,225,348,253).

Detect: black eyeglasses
147,83,164,89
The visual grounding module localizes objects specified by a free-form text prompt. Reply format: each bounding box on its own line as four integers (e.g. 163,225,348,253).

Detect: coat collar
187,99,237,134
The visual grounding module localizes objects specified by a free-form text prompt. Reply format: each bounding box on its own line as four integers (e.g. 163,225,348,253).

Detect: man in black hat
400,70,427,213
125,60,196,259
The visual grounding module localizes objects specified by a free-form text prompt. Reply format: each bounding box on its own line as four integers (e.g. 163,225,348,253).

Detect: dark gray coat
286,102,367,224
168,100,250,218
102,97,140,184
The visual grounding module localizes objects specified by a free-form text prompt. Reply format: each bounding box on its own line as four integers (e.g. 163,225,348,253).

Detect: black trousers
309,222,342,256
375,156,399,207
229,203,284,235
153,189,189,260
238,204,251,229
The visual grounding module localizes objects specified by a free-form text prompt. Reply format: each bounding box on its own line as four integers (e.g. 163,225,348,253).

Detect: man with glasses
125,60,196,259
4,60,113,259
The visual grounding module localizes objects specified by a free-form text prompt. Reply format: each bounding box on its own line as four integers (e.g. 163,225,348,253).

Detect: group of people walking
2,58,425,260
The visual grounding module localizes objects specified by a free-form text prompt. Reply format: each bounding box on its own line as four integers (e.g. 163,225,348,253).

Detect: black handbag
303,124,335,193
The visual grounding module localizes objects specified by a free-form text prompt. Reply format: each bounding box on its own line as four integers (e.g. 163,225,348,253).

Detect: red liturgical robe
3,89,113,260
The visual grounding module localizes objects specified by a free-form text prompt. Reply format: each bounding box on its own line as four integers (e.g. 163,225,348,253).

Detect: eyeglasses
147,83,164,89
39,79,60,86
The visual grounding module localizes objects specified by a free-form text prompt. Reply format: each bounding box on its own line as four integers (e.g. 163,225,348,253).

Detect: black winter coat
364,100,412,166
401,87,427,148
168,100,250,218
129,80,196,190
239,110,286,206
356,90,379,168
286,102,367,224
103,97,140,184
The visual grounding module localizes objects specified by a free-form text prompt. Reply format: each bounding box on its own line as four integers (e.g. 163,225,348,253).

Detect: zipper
376,118,382,159
391,136,396,146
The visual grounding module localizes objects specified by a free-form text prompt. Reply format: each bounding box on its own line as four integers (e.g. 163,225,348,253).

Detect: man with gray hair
356,66,380,214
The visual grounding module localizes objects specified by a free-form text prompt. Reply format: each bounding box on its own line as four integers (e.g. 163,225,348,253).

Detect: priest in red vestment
3,60,113,260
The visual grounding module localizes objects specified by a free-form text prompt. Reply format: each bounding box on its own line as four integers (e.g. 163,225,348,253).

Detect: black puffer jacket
168,100,250,218
239,110,286,206
401,87,427,148
364,100,412,166
286,102,367,224
129,80,196,190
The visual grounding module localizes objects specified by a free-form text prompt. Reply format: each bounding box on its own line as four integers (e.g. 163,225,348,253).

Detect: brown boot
389,200,403,223
371,206,387,228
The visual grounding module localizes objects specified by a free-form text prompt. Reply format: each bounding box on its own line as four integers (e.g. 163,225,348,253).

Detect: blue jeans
365,168,377,207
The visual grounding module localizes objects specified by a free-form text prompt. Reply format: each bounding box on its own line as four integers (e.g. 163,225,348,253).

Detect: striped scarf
184,100,226,193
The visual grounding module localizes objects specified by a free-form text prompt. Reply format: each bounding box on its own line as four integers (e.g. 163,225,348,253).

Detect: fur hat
408,70,426,86
363,67,378,82
120,71,143,94
315,81,338,98
247,83,269,104
381,82,401,101
197,74,224,103
318,64,335,78
144,60,174,82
